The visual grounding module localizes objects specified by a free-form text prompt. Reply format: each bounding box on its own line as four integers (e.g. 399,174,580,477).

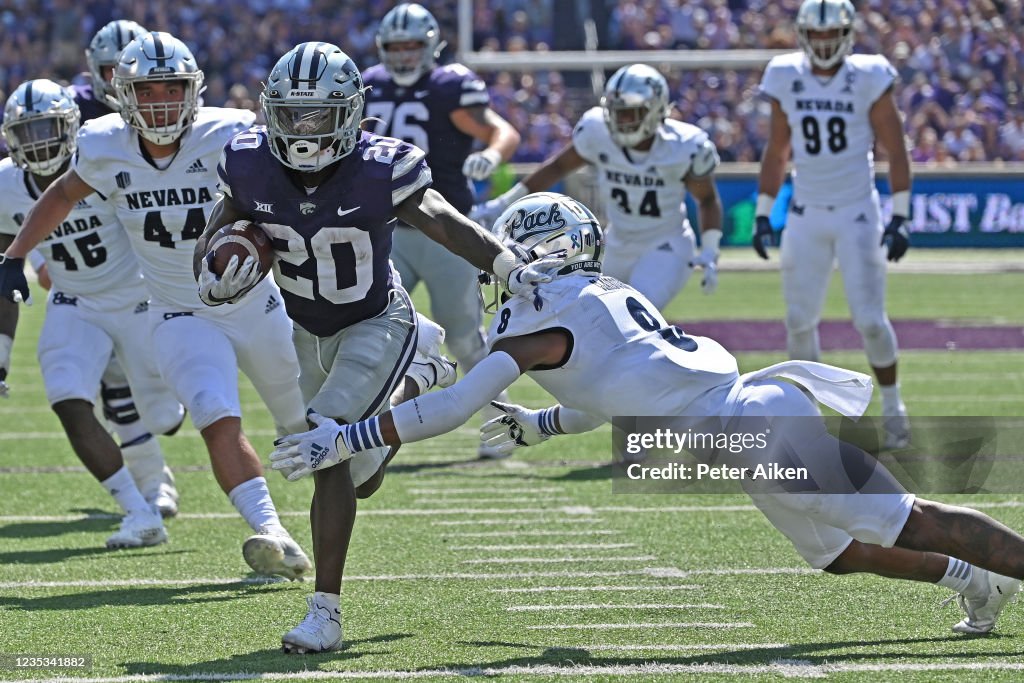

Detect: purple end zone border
677,320,1024,351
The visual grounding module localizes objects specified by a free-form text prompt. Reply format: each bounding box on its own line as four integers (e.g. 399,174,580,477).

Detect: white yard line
431,518,604,526
508,603,725,611
450,543,636,551
408,487,565,495
12,661,1024,682
444,530,617,538
568,642,788,651
525,622,755,630
0,567,764,589
413,496,574,504
461,556,657,565
490,585,703,593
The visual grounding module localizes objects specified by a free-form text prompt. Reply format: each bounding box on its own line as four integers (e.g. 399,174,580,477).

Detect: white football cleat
882,403,910,450
243,527,312,580
951,569,1021,634
282,592,343,654
106,506,167,549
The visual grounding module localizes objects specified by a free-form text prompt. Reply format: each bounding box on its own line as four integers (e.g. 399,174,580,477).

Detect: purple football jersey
69,83,114,123
218,127,432,336
362,63,489,214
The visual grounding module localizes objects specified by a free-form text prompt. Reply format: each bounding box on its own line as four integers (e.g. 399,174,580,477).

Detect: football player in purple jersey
195,42,558,654
363,4,522,458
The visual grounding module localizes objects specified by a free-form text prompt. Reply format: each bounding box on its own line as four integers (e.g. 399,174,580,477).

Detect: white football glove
269,411,352,482
198,253,261,306
462,149,502,181
480,401,551,457
0,333,12,399
469,196,511,234
689,249,719,295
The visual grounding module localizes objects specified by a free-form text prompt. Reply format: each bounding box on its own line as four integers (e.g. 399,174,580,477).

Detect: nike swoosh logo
414,90,430,98
337,206,361,217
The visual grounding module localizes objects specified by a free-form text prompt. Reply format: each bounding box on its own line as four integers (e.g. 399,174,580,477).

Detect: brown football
207,221,274,280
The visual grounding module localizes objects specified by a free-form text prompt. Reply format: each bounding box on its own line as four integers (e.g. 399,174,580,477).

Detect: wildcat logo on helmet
507,204,567,238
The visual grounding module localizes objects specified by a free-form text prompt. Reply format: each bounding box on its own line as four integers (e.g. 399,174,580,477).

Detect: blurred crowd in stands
1,0,1022,164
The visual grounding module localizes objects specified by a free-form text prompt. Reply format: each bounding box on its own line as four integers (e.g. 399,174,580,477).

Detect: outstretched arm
269,330,571,480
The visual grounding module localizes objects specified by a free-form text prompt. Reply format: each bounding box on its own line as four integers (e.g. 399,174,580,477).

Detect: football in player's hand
207,221,274,280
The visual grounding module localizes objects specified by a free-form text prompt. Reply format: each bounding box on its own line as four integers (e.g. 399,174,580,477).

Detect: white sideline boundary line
581,642,789,651
451,543,637,551
526,622,755,630
508,603,726,611
11,661,1024,682
461,556,657,565
490,585,703,593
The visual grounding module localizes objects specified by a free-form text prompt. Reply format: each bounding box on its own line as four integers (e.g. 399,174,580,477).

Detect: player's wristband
755,193,774,218
492,249,519,286
27,250,46,272
891,190,910,218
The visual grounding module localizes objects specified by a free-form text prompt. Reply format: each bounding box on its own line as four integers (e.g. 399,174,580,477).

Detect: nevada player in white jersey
473,64,723,310
273,193,1023,637
753,0,912,449
0,34,312,580
0,79,182,548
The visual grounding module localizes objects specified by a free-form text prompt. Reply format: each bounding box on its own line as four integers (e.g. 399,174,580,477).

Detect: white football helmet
261,42,367,172
796,0,856,70
85,19,149,111
376,3,445,87
112,32,204,145
601,64,670,148
2,79,80,176
493,192,604,277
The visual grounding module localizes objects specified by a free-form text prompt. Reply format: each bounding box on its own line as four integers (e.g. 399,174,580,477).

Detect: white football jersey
73,108,256,309
572,107,718,242
486,274,739,420
760,52,897,207
0,158,142,299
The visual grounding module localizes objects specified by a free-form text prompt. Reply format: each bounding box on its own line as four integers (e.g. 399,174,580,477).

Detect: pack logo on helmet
506,204,567,239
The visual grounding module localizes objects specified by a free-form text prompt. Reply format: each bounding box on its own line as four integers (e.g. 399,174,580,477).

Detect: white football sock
100,466,151,514
314,591,340,609
880,383,903,412
936,556,974,594
228,477,285,534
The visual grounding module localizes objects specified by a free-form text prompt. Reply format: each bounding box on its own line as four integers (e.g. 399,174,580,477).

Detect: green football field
1,252,1023,682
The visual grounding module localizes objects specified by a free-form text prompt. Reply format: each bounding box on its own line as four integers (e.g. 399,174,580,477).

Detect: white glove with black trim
462,149,502,181
198,254,261,306
480,401,552,457
269,411,352,481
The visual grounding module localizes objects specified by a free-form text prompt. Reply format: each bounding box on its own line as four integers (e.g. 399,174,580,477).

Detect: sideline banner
712,176,1024,247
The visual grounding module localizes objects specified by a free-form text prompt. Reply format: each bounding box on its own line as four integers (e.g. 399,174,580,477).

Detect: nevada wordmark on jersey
72,108,256,310
572,107,719,244
362,63,488,214
218,128,432,336
760,52,897,207
0,157,142,300
487,274,739,420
